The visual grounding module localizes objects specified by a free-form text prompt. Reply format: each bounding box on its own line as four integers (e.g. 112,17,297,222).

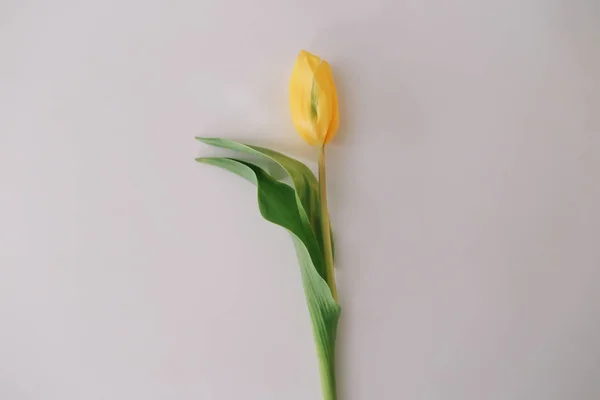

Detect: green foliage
196,138,339,400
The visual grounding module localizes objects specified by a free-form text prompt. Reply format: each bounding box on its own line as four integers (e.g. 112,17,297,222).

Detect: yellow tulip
197,51,343,400
289,50,340,147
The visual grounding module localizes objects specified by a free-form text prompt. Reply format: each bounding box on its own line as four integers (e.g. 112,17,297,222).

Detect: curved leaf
196,138,331,278
197,156,340,399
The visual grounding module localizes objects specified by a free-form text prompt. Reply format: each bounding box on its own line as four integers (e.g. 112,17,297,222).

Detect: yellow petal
289,50,340,146
315,61,339,144
289,51,321,146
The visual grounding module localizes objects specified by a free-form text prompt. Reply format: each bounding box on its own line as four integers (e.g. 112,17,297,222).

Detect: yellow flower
289,50,339,146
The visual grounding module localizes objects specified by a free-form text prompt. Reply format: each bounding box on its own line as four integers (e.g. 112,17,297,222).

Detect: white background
1,1,599,399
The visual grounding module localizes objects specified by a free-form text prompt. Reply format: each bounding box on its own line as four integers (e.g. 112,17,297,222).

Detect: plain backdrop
1,1,599,399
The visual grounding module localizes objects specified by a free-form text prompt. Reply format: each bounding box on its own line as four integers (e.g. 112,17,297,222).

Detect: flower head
289,50,339,146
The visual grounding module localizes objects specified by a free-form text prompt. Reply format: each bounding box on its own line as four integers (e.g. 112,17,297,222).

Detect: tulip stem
318,145,338,302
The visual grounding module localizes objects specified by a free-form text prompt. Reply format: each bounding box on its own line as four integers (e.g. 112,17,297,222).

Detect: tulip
290,51,340,400
289,50,340,147
196,51,343,400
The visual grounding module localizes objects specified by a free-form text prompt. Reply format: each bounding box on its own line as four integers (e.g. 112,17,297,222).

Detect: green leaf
195,138,330,279
196,156,340,400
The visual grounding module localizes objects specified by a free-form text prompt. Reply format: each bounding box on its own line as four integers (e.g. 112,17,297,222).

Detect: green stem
318,145,338,302
317,145,338,400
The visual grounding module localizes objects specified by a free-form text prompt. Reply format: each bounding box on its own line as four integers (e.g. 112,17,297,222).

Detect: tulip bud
289,50,340,147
